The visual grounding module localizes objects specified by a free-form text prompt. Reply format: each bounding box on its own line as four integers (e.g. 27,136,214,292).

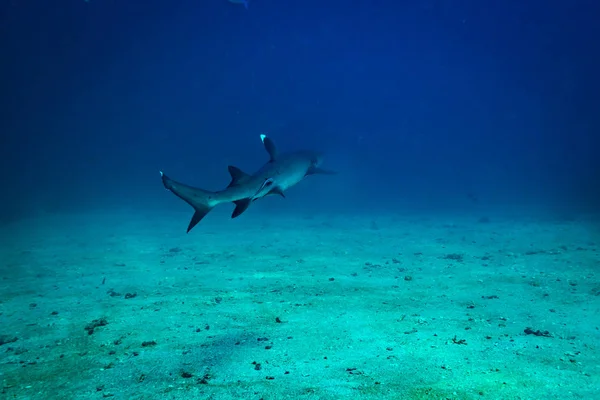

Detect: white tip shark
160,134,336,233
228,0,249,9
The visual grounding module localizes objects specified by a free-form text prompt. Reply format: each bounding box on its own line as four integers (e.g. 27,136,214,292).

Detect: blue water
2,0,599,221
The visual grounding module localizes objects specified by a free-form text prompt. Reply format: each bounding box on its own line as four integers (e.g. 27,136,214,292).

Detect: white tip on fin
260,134,267,142
159,171,164,176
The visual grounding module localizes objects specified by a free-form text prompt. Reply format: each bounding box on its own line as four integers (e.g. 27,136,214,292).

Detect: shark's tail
160,171,217,233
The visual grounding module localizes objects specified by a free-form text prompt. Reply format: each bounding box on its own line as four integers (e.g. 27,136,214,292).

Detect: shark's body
161,134,335,232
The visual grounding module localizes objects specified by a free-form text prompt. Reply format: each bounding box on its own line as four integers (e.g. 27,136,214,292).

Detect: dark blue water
2,0,599,223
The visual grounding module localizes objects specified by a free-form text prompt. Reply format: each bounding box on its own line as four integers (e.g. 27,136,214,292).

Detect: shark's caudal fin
160,171,216,233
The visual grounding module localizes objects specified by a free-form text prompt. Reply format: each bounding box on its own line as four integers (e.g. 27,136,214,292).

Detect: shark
228,0,249,9
160,134,335,233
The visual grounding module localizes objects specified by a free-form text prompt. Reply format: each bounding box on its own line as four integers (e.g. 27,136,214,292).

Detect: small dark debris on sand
197,372,211,384
0,335,18,346
346,368,363,375
85,318,108,335
524,250,547,256
451,336,467,345
124,292,137,299
524,327,552,337
141,340,157,347
443,253,464,262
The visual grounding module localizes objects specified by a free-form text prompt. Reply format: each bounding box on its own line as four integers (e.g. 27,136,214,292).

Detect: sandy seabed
1,209,599,400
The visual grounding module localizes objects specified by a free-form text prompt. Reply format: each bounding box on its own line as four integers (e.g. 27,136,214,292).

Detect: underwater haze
1,1,599,399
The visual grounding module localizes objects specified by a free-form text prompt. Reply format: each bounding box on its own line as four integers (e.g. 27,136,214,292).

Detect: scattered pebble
443,253,464,262
0,335,18,346
524,327,552,337
84,318,108,335
197,373,211,384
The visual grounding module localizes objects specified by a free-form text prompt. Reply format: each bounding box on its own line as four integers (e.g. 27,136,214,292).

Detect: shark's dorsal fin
227,165,250,187
260,134,278,162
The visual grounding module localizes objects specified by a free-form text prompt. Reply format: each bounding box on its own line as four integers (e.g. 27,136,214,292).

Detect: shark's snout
311,152,324,168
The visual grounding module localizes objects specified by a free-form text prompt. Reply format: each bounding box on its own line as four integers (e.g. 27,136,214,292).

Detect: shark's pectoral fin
227,165,251,187
260,134,279,162
232,198,251,218
253,178,285,199
306,167,337,176
267,187,286,198
254,177,275,198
